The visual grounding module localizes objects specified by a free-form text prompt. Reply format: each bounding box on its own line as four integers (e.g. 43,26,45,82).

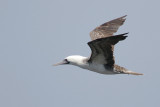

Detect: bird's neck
71,56,89,69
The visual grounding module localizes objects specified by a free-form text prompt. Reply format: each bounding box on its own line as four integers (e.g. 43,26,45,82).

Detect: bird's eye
64,59,70,64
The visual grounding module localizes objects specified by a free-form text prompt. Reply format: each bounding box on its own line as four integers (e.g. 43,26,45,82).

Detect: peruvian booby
54,15,143,75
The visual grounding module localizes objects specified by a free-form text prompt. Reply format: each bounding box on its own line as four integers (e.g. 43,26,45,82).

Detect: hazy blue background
1,0,160,107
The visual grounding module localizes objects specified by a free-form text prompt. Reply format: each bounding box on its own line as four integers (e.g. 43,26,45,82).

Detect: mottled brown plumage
90,15,127,40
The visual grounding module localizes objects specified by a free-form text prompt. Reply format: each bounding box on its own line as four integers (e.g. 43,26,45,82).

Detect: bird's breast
88,63,115,74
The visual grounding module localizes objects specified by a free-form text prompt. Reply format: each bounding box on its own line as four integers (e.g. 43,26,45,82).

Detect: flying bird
54,15,143,75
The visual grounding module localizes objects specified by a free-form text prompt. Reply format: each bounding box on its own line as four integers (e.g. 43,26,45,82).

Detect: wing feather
90,15,127,40
88,33,128,68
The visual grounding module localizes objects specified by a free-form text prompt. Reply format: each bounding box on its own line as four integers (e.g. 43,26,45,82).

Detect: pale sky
1,0,160,107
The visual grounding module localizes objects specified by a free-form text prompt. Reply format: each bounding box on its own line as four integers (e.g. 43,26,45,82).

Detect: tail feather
114,65,143,75
125,71,143,75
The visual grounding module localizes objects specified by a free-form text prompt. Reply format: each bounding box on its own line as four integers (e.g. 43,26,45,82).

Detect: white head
54,55,88,67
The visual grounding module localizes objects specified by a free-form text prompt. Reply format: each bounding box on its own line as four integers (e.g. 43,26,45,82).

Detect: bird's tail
125,70,143,75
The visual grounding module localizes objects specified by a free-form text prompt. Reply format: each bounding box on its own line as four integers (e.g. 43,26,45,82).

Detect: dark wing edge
90,15,127,40
87,33,128,67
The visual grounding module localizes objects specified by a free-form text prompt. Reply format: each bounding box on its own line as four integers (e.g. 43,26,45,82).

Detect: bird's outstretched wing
88,33,128,68
90,15,127,40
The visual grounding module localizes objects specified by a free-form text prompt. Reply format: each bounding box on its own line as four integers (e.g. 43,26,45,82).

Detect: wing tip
114,15,127,21
117,33,128,40
117,32,129,35
101,15,127,26
115,33,129,39
120,15,127,19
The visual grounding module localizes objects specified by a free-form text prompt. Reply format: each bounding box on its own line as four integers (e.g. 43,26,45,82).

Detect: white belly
82,63,116,74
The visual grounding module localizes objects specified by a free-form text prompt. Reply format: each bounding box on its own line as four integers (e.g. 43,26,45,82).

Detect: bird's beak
53,60,68,66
